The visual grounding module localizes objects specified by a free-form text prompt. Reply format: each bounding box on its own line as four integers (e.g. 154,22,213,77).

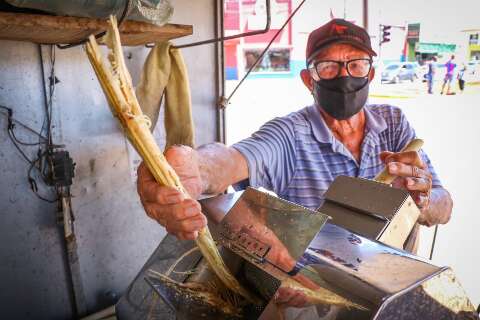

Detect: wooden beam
0,11,192,46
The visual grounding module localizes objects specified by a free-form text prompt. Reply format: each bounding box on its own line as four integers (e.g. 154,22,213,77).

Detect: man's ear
368,66,375,82
300,69,314,92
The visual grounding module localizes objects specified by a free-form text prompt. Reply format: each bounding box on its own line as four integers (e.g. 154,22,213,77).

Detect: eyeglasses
308,58,372,81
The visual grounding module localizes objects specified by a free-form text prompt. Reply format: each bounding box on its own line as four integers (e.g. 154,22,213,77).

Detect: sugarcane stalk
85,16,257,304
281,278,366,310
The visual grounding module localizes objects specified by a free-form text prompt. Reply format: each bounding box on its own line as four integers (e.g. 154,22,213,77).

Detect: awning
416,42,456,54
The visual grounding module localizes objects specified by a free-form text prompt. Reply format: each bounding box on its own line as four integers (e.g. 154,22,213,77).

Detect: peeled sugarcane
84,16,257,304
281,278,366,310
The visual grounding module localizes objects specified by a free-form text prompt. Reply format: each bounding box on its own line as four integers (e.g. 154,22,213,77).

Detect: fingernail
389,163,398,173
198,216,208,227
407,178,414,186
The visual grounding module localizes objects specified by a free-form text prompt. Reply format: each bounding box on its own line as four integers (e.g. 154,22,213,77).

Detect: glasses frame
308,58,373,81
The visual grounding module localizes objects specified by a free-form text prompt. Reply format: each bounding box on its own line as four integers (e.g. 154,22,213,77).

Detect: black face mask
312,76,369,120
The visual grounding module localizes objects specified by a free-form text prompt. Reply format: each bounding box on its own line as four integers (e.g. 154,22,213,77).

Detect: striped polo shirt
232,104,442,210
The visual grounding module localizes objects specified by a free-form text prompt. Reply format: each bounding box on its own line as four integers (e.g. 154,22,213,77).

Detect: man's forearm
421,187,453,226
197,143,249,195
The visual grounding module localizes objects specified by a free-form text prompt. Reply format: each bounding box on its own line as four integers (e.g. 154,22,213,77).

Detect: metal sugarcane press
116,188,478,320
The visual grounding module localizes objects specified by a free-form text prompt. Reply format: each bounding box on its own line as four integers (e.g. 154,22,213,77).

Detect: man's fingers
274,288,309,308
384,151,425,168
137,162,154,181
417,210,433,227
379,151,394,163
274,288,295,304
171,199,202,220
414,192,430,209
405,177,432,193
139,180,184,204
164,145,192,168
387,162,431,180
143,202,174,224
166,214,207,234
145,200,202,222
287,292,309,308
177,231,199,241
144,199,205,238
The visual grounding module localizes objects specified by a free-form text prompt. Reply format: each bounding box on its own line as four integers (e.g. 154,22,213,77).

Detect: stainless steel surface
320,175,412,240
374,268,478,319
216,188,330,273
203,191,477,319
301,223,438,300
116,190,478,319
324,176,409,220
201,191,244,225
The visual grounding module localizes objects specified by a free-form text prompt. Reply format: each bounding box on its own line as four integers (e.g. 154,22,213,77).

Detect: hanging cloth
136,42,195,148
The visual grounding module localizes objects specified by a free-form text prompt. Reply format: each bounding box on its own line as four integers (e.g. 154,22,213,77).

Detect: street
225,77,480,305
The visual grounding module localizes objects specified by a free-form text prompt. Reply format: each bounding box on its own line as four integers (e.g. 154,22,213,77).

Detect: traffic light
381,25,392,44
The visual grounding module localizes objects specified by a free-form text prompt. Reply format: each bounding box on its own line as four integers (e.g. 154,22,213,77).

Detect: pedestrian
427,56,437,94
441,55,456,95
457,63,467,93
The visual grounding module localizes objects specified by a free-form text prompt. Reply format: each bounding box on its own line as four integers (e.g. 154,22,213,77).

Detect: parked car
381,62,419,83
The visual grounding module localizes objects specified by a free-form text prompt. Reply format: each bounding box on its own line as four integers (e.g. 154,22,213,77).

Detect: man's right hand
136,145,207,240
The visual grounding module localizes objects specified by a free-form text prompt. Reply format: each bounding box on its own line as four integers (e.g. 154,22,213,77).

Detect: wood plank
0,11,192,46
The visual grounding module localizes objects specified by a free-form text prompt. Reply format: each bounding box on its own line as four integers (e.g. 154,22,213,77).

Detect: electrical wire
0,44,60,203
0,106,48,143
1,103,58,202
39,44,56,147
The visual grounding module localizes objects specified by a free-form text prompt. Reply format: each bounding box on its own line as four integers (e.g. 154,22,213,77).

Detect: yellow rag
136,42,195,148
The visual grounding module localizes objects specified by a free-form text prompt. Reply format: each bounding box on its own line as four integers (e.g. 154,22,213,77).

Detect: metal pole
363,0,368,30
214,0,226,144
378,24,382,61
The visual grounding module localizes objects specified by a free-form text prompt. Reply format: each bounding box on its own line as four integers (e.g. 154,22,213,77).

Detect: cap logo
330,23,348,35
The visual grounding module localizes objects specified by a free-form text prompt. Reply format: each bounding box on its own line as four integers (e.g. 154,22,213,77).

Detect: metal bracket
222,226,271,263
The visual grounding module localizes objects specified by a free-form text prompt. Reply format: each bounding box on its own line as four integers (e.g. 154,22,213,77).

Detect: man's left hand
380,150,433,213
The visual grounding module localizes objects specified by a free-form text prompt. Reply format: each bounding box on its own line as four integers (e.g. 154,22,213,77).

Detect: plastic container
6,0,173,26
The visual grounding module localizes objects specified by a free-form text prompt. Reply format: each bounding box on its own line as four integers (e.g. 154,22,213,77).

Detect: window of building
469,33,479,45
244,48,291,73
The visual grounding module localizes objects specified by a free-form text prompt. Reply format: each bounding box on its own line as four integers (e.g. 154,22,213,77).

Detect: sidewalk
370,80,480,99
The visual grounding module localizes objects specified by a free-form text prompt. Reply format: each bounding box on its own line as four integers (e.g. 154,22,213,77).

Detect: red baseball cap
306,19,377,66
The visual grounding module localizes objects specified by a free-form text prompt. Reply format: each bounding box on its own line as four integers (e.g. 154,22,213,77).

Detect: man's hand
380,150,433,225
136,145,207,240
273,274,319,309
274,287,309,308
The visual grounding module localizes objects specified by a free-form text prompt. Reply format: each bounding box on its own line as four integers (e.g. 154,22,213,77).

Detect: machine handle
374,138,424,184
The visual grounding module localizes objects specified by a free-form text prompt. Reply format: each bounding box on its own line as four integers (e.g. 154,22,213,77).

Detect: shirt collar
305,104,388,145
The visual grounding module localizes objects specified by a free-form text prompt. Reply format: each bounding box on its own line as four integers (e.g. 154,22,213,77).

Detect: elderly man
137,18,452,306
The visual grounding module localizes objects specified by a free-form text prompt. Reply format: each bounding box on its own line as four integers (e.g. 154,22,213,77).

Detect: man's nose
339,63,349,77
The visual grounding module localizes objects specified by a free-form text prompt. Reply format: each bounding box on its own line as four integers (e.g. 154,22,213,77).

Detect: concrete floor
225,77,480,306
